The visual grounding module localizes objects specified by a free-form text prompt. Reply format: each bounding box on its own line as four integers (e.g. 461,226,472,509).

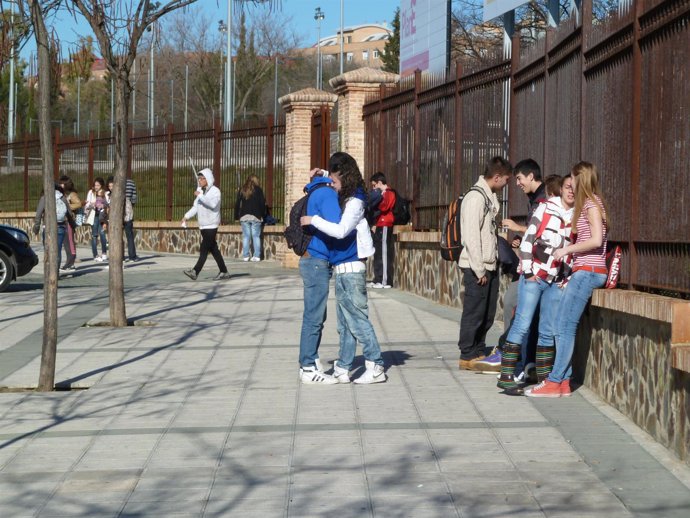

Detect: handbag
85,208,96,226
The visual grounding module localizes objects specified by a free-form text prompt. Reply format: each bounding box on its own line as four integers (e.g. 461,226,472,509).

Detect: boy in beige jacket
458,157,512,370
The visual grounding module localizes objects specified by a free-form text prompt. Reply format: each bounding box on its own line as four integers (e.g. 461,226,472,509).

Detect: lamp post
147,21,157,135
314,7,325,90
340,0,344,75
224,0,233,130
218,20,227,120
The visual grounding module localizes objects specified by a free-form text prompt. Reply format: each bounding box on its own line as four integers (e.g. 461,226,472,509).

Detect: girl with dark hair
58,175,80,271
235,174,266,261
526,162,609,398
301,152,386,384
85,177,108,262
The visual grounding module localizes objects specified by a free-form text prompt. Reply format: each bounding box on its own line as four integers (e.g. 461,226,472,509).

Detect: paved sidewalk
1,248,689,517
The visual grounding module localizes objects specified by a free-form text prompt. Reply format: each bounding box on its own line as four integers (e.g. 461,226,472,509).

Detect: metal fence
363,0,690,295
0,116,286,224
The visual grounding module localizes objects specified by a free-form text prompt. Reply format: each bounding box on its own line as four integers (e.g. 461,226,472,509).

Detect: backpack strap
466,187,493,230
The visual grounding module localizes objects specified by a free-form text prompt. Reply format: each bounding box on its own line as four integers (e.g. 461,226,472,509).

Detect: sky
14,0,400,61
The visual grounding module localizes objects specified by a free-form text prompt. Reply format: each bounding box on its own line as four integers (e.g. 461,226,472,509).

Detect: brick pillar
330,67,399,173
278,88,337,268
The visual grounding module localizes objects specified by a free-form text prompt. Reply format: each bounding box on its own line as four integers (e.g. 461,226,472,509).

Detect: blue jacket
328,187,366,267
305,177,340,261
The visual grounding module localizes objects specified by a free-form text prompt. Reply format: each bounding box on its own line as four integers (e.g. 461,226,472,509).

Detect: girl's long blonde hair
240,175,260,199
571,162,610,232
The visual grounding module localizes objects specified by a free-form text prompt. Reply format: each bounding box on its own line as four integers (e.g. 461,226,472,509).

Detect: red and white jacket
519,197,574,283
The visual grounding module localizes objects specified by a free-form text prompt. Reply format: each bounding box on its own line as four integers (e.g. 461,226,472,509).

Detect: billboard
400,0,449,76
483,0,528,22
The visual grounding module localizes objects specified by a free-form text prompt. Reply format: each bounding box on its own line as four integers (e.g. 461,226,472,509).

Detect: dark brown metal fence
363,0,690,295
0,116,286,224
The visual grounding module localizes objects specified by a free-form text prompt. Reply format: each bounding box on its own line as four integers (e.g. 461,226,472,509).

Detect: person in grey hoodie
180,168,230,280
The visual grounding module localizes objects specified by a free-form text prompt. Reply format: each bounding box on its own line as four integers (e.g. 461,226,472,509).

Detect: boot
496,342,520,390
353,360,386,384
536,345,555,383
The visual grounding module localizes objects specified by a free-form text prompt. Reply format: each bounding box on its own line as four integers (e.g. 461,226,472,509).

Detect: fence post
543,28,552,172
629,0,643,289
166,124,174,221
454,60,463,197
87,131,94,189
213,118,221,186
265,114,274,211
127,125,133,179
412,69,422,228
23,134,29,211
378,84,385,173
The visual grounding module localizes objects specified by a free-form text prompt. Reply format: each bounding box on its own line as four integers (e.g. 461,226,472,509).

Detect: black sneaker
183,269,198,280
213,272,231,280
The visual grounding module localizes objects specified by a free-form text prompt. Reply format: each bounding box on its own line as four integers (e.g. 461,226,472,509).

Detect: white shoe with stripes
300,366,338,385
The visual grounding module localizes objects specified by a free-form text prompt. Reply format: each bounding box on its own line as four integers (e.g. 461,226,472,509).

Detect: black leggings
193,228,227,274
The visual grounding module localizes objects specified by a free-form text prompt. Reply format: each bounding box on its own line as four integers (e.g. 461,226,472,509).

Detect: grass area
0,166,285,224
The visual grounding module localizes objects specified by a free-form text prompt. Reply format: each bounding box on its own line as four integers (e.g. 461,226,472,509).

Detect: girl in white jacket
181,168,230,280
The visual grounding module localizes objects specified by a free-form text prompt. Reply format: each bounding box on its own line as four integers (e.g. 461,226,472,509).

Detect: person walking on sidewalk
85,177,108,262
124,178,139,262
496,175,575,395
181,168,230,281
369,172,396,288
301,152,386,384
58,176,80,272
457,157,512,371
526,162,609,398
235,175,266,262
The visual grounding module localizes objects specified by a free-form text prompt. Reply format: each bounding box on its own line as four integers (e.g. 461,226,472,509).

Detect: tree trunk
29,0,58,392
108,75,130,327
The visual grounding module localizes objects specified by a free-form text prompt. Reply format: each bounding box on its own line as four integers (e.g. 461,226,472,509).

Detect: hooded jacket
309,187,374,262
304,176,341,261
184,168,221,229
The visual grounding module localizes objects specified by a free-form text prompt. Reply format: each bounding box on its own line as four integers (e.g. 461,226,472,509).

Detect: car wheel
0,250,13,293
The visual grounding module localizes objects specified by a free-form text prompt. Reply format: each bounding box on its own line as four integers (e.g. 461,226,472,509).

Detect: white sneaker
370,283,384,289
300,366,337,385
333,361,351,383
243,257,250,262
353,360,386,384
94,256,103,262
101,254,108,262
314,358,325,372
250,257,261,262
382,284,392,289
366,281,375,288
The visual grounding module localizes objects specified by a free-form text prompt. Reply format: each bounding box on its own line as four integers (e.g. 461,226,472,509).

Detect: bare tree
22,0,60,391
67,0,200,326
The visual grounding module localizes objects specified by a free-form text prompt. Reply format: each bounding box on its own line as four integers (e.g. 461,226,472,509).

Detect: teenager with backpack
58,176,80,272
457,157,512,370
301,152,386,384
526,162,609,398
368,172,396,288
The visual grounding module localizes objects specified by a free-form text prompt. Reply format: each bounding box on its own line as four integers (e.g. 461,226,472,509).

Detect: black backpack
440,187,492,262
284,184,328,256
390,189,412,225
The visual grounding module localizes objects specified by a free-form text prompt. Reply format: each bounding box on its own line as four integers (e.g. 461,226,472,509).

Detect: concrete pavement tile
128,486,210,502
287,496,371,517
207,482,286,501
120,498,206,515
538,491,631,515
204,498,285,515
458,503,545,517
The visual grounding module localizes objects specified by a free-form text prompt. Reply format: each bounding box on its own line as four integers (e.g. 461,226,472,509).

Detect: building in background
301,24,392,69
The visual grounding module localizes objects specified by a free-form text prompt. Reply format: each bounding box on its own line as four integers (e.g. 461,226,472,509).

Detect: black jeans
193,228,227,274
124,220,137,259
458,268,499,360
372,226,394,286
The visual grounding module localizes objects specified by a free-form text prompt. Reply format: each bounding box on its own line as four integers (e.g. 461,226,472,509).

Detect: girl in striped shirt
526,162,609,398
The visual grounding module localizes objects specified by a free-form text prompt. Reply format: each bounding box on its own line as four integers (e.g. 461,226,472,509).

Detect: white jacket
309,197,375,259
458,176,500,278
184,168,221,229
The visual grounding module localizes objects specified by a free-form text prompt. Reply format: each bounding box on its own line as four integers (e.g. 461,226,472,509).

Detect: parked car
0,224,39,292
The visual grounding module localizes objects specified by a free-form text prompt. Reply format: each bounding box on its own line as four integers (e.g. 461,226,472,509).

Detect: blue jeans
56,224,66,266
537,281,564,348
506,275,547,345
299,256,331,368
91,218,107,257
549,270,606,383
241,220,262,259
334,271,384,370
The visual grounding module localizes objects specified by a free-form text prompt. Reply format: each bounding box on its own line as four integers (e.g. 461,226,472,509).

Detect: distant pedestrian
58,175,81,272
32,184,71,269
457,157,512,371
235,175,266,262
125,178,139,262
368,172,396,288
85,177,108,262
181,168,230,281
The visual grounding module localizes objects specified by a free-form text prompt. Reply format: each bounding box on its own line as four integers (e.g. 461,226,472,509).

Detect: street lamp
218,20,227,119
224,0,233,130
314,7,325,90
